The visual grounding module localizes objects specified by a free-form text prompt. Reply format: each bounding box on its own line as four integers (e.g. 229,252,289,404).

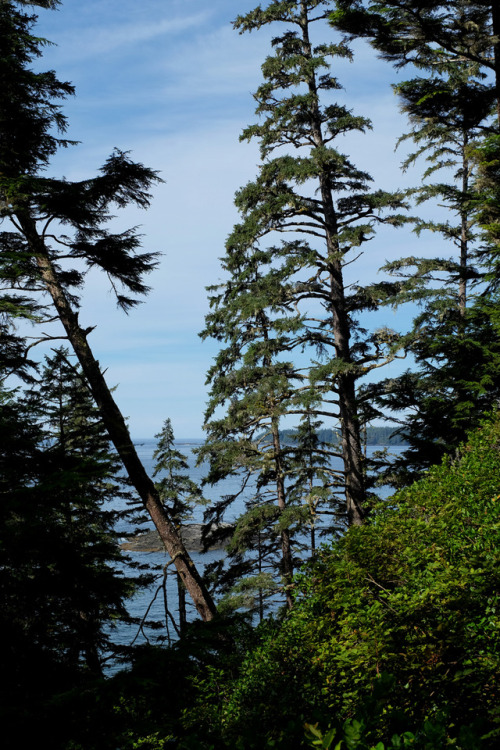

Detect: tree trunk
19,212,217,622
177,573,187,635
271,417,294,609
337,371,365,526
491,1,500,127
257,529,264,623
319,152,366,526
300,1,365,526
459,133,469,317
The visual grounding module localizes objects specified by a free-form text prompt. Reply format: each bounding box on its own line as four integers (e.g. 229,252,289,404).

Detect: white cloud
158,23,272,100
37,5,211,63
89,14,209,54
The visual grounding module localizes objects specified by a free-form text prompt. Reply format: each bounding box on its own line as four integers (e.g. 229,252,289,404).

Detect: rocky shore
120,522,233,553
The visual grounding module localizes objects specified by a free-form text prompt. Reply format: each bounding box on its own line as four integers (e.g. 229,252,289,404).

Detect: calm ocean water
106,439,254,666
105,440,402,671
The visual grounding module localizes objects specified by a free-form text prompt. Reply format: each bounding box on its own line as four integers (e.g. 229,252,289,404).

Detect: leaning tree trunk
19,213,217,622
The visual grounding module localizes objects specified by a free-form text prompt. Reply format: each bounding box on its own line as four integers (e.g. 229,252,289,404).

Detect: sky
24,0,436,438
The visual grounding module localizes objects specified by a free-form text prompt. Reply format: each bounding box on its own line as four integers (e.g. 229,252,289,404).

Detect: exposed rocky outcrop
120,522,233,553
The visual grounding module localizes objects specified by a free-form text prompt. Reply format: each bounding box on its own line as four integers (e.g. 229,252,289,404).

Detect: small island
121,523,233,553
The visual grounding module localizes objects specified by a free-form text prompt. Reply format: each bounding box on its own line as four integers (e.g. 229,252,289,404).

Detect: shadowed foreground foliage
18,414,500,749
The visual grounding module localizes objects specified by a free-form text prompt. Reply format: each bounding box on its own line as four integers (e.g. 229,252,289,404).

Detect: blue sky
27,0,435,438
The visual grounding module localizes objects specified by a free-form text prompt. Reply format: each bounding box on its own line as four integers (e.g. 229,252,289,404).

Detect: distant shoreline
132,426,407,448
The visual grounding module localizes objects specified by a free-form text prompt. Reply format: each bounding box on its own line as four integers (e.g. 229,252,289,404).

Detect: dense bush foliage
176,414,500,749
27,414,499,749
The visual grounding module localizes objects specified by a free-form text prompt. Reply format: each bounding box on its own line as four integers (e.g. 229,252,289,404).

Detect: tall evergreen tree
331,1,500,123
0,364,140,705
330,1,500,287
390,62,493,311
369,63,500,482
25,348,145,674
202,0,408,540
331,1,500,482
200,273,345,613
153,418,206,633
0,1,216,620
0,387,54,697
200,245,304,610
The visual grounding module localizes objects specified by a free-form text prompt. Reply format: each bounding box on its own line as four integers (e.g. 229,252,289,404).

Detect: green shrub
181,415,500,748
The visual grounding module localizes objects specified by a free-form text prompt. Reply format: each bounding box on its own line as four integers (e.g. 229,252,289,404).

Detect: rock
120,522,233,553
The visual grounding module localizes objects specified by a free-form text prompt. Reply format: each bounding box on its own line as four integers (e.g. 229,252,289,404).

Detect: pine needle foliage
330,1,500,117
200,2,410,601
330,2,500,484
153,419,208,632
0,0,216,620
0,348,147,711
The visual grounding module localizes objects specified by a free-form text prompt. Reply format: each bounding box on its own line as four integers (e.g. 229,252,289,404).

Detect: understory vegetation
5,414,499,749
180,415,500,749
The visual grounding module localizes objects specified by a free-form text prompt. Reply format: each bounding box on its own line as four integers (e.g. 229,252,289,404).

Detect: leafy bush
26,417,500,749
180,415,500,748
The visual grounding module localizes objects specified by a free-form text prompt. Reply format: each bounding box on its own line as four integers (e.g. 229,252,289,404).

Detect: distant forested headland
363,425,407,445
277,426,406,446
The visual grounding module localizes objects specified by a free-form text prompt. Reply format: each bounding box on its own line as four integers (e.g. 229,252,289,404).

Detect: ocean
107,438,256,664
106,439,402,671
